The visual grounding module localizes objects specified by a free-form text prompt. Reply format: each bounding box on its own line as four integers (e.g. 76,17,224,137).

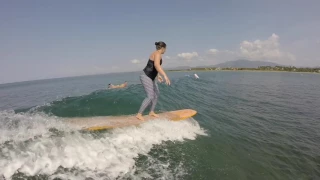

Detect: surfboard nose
186,109,197,116
170,109,197,121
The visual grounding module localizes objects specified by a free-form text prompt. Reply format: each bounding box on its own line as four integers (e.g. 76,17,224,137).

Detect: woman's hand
157,75,163,83
164,75,171,85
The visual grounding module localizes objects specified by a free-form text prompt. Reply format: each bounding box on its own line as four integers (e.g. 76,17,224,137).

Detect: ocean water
0,71,319,180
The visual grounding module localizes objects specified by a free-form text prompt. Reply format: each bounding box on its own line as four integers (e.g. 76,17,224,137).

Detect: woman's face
161,47,166,54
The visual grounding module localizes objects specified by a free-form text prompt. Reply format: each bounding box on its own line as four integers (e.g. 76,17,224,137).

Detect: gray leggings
138,73,159,114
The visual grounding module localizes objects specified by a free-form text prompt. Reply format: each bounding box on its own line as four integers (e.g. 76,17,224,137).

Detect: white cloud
239,33,295,63
203,34,296,65
132,34,298,69
207,48,235,56
208,49,219,55
177,52,199,60
204,48,238,65
131,59,141,64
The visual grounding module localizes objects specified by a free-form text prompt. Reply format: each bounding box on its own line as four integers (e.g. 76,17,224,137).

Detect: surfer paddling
136,41,171,120
108,81,128,89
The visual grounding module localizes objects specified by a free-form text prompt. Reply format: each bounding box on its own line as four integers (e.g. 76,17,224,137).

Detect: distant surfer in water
136,41,171,120
108,81,128,89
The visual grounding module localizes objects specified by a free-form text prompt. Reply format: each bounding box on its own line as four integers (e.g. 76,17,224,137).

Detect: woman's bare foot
136,113,145,120
149,111,159,117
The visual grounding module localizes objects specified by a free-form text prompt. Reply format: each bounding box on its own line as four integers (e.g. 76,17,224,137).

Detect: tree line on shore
169,66,320,73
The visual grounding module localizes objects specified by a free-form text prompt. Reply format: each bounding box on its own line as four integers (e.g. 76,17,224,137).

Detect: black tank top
143,59,162,80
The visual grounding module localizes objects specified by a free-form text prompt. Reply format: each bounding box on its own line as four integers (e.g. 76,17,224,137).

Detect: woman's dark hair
155,41,166,50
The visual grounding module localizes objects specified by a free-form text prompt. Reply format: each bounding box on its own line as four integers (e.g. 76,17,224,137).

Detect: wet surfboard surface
64,109,197,131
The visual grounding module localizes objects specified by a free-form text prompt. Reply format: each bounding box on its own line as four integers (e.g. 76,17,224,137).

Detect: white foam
0,110,75,144
0,112,207,180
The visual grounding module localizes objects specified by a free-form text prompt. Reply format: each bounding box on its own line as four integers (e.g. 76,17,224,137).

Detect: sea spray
0,111,207,179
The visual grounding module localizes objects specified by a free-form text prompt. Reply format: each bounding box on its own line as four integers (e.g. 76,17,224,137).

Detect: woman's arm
154,53,167,78
154,53,170,85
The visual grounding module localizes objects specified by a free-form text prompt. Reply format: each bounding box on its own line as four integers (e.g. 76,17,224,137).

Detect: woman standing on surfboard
136,41,171,120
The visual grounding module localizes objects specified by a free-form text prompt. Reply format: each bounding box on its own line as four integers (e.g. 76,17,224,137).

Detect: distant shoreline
168,69,320,74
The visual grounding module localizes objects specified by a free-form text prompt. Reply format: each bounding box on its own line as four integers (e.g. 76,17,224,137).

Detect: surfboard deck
64,109,197,131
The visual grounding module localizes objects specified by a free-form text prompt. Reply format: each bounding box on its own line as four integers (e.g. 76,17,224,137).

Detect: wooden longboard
64,109,197,131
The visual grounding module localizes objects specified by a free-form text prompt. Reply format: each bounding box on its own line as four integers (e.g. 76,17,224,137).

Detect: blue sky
1,0,319,84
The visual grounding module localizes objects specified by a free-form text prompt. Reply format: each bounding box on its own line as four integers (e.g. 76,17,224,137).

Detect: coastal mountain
212,59,281,68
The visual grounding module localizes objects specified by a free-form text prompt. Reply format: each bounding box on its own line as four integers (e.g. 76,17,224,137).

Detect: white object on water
194,73,199,79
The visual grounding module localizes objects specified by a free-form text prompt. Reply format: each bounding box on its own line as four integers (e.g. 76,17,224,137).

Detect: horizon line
1,59,319,85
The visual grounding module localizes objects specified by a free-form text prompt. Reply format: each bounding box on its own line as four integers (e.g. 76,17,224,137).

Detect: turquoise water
0,71,319,180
